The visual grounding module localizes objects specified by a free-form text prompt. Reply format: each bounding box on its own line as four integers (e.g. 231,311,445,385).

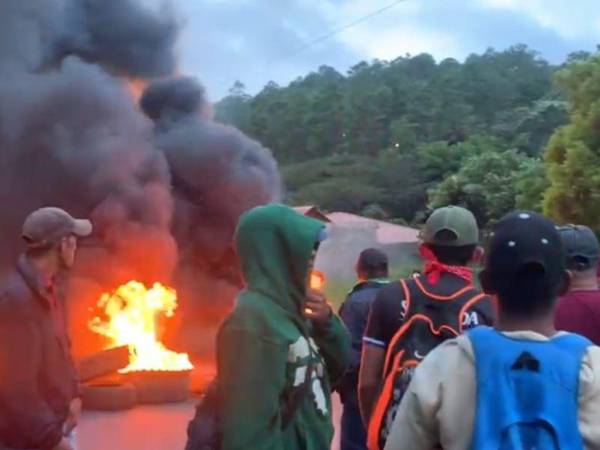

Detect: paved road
79,395,342,450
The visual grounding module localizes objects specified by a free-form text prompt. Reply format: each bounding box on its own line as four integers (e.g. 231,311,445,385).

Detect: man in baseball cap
421,205,480,247
0,207,92,450
383,211,600,450
22,206,92,249
555,224,600,344
480,211,568,318
360,206,494,450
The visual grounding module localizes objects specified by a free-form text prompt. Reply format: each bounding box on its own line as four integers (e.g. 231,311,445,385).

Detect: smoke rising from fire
0,0,281,357
54,0,179,78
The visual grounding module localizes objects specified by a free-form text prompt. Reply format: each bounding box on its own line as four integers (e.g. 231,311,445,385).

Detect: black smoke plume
53,0,179,78
0,0,280,358
141,77,281,321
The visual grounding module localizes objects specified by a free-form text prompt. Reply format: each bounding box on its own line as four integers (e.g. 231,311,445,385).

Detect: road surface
79,395,342,450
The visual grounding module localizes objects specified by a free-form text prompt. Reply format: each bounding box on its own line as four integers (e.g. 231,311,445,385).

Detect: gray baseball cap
22,207,92,248
422,206,479,247
557,224,599,271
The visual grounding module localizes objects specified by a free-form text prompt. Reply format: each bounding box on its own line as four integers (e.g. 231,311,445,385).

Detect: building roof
327,212,419,244
293,205,418,244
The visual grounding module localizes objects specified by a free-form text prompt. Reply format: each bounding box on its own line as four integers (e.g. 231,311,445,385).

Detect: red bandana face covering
420,245,473,285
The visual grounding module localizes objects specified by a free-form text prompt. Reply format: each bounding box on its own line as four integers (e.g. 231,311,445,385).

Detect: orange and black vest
367,276,493,450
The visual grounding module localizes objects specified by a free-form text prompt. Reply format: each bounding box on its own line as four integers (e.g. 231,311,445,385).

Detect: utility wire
269,0,409,64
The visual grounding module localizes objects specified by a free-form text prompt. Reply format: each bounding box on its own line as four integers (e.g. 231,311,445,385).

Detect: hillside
215,45,598,228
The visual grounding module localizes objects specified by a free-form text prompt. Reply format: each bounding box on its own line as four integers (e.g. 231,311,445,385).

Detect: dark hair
483,262,564,317
357,248,389,279
428,244,477,266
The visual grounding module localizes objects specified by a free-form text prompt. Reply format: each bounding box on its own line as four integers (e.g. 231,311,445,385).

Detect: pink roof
327,212,419,244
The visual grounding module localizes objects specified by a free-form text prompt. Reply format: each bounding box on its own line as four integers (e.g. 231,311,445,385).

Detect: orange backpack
367,277,490,450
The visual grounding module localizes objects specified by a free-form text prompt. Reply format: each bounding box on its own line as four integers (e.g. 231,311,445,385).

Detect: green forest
215,45,600,232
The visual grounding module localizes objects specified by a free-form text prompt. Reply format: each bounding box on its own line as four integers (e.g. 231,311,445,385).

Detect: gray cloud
174,0,361,98
361,0,597,62
170,0,600,98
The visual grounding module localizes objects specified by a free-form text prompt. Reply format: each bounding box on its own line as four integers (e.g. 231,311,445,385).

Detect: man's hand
64,397,82,435
304,289,332,327
53,437,74,450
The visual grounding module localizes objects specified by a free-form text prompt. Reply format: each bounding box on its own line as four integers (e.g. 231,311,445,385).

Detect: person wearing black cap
383,211,600,450
555,225,600,345
338,248,389,450
0,207,92,450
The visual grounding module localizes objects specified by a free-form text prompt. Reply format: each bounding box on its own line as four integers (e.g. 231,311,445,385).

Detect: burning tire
126,370,191,404
81,381,137,411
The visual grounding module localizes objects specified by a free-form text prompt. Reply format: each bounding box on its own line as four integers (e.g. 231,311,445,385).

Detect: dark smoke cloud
141,77,281,312
0,55,178,355
141,77,208,124
53,0,179,78
0,0,281,357
140,76,281,235
0,0,62,72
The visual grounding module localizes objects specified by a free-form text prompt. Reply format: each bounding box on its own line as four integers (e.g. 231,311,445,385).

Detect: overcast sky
166,0,600,100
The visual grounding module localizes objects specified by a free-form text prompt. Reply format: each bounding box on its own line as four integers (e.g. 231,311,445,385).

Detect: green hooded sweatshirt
217,204,351,450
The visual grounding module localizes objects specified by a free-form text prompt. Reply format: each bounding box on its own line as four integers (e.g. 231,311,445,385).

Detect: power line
269,0,409,64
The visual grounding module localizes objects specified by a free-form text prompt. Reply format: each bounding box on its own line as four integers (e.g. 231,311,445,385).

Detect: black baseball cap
485,211,565,292
557,225,599,271
357,248,388,273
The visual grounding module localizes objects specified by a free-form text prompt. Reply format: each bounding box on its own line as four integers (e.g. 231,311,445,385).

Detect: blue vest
468,327,591,450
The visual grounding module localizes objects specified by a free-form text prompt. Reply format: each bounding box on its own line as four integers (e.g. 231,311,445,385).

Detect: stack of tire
81,371,192,411
82,375,138,411
76,346,192,411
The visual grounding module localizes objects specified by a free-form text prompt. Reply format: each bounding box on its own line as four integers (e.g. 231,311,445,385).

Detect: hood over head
235,204,324,316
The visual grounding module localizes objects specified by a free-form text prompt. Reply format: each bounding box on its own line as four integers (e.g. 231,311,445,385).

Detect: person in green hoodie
217,204,351,450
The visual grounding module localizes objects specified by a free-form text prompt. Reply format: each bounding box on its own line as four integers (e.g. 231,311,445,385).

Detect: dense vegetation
216,45,599,230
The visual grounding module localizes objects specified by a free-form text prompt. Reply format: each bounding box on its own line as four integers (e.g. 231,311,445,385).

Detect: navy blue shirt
338,279,389,406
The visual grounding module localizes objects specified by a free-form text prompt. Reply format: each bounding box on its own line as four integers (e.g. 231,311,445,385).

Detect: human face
60,235,78,268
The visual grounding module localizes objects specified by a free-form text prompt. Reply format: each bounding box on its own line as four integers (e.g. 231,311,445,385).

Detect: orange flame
126,78,148,102
89,281,193,373
310,269,326,291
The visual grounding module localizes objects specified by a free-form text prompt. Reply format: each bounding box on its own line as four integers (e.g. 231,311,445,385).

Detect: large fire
89,281,193,373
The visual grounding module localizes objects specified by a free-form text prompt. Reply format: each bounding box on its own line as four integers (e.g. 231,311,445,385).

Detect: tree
429,149,537,227
417,136,502,181
212,45,566,225
214,81,252,129
543,54,600,231
515,158,547,211
292,179,383,213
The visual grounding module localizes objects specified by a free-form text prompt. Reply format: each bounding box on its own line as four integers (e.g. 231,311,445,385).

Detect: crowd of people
1,203,600,450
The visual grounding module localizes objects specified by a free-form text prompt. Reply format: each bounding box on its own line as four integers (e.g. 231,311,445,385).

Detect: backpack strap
381,279,412,375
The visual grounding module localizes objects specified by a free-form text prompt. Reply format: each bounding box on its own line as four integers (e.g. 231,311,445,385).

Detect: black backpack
184,363,314,450
367,276,491,450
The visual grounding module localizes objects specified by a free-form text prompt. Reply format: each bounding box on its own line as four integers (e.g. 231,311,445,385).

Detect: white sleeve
579,346,600,450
